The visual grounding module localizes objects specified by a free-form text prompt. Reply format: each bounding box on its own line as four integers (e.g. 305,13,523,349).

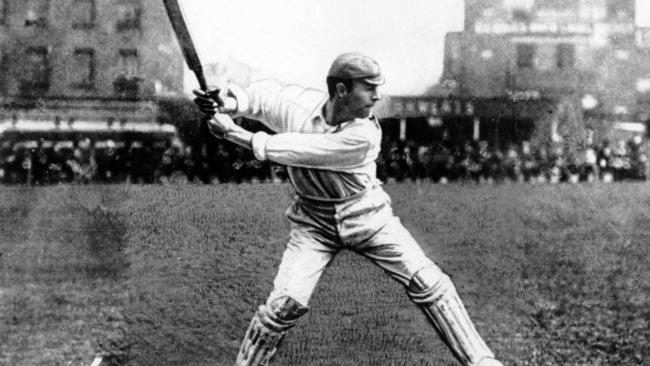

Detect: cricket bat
162,0,208,91
163,0,227,139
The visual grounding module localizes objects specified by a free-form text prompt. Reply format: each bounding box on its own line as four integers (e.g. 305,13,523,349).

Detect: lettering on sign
430,103,439,116
393,102,403,115
465,102,475,116
405,101,416,113
454,100,462,115
475,21,594,35
417,101,429,114
507,90,541,101
441,101,452,114
393,99,475,117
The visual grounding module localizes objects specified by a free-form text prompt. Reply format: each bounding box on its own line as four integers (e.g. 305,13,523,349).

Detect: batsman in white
193,52,504,366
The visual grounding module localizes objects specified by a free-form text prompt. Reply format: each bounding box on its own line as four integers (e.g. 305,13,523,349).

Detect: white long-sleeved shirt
229,79,382,202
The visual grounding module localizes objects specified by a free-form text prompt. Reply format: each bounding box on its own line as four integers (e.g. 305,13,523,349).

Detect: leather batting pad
236,297,309,366
408,266,496,366
235,311,285,366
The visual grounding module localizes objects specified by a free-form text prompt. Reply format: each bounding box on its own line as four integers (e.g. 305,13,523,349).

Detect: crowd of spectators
376,137,649,184
1,135,648,185
0,137,273,185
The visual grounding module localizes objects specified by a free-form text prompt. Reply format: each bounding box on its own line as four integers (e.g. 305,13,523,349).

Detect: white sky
180,0,650,96
180,0,464,95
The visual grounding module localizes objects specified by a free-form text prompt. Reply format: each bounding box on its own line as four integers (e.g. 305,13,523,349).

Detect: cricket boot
235,296,308,366
408,265,503,366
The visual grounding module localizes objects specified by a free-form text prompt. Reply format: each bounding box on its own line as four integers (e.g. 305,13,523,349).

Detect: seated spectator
520,141,538,183
429,142,454,183
96,140,120,182
628,135,647,181
503,143,522,183
610,140,630,181
31,140,49,185
582,144,599,183
183,145,197,183
69,138,97,184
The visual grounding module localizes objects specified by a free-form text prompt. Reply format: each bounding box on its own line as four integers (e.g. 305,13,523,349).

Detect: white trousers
267,186,436,306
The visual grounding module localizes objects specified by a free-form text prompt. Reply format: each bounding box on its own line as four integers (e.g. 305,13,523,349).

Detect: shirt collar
313,100,377,132
313,112,377,133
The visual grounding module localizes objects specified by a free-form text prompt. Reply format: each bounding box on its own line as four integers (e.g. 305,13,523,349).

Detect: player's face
344,80,382,120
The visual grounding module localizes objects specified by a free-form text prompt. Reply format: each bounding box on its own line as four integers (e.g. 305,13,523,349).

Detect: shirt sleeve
250,119,381,171
228,79,327,133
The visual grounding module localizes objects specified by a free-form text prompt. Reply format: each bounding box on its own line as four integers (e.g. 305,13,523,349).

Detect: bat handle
195,70,208,91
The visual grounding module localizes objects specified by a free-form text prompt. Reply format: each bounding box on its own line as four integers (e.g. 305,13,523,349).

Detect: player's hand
193,88,223,116
193,89,237,115
207,113,237,138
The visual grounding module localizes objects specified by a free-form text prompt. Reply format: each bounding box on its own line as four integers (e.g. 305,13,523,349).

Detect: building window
516,43,536,69
116,1,141,31
72,0,96,29
25,0,49,27
72,48,95,88
119,49,138,77
607,0,634,21
0,0,7,25
556,43,576,68
114,49,140,97
20,47,50,93
511,9,531,23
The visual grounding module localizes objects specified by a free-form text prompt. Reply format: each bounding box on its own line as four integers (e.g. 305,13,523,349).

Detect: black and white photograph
1,1,648,365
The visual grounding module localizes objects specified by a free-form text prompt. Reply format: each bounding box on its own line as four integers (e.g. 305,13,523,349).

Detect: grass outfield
0,182,648,365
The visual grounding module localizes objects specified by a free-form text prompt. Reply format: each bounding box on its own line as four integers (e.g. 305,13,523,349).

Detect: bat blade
162,0,208,91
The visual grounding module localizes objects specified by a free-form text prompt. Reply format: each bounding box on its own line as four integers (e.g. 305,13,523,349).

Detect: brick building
0,0,184,137
433,0,650,147
384,0,650,149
